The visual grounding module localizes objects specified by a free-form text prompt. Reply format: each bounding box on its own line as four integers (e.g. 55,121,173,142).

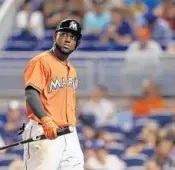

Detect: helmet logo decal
69,21,77,30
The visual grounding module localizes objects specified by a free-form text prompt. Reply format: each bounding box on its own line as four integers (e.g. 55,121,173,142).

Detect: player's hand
40,116,58,140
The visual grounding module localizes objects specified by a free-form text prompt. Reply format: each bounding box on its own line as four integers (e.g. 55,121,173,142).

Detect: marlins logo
69,21,77,30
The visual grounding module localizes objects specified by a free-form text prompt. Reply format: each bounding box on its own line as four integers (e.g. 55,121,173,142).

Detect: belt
29,119,70,130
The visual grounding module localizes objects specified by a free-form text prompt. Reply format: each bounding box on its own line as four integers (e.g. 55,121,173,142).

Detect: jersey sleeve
24,60,48,93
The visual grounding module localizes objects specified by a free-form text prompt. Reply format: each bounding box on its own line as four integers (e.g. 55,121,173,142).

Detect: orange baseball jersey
23,51,78,127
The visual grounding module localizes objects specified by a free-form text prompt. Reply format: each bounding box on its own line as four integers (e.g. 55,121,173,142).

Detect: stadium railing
0,51,175,99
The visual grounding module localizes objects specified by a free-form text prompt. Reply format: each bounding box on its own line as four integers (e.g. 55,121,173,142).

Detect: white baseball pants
23,120,84,170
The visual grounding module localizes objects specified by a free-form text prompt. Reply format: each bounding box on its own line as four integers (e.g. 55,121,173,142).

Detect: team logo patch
69,21,77,30
49,77,78,93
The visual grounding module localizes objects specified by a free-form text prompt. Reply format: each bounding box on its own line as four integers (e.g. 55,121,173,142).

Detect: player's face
55,31,77,53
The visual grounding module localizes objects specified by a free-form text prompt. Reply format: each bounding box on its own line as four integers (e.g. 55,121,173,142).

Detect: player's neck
51,47,68,62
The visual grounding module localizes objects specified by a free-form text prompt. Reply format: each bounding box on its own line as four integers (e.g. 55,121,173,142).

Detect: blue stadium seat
111,133,125,143
109,44,129,51
131,124,144,138
5,30,38,51
77,41,93,51
149,113,173,126
142,146,155,157
36,40,53,50
81,34,100,41
131,118,150,137
0,153,20,166
5,40,37,51
122,154,147,167
99,125,123,134
7,146,24,157
79,114,96,127
0,113,6,124
44,29,54,40
107,143,125,158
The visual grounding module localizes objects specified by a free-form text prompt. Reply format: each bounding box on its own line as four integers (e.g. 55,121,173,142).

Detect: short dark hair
69,9,83,18
110,7,121,13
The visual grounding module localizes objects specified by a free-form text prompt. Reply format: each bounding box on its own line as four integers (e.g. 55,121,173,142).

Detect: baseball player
23,19,84,170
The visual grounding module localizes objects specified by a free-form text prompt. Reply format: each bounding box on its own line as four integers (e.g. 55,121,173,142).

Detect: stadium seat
131,118,150,137
99,125,123,134
0,153,20,166
44,29,54,40
142,146,155,157
81,33,100,41
110,132,125,143
149,113,173,126
0,113,6,124
5,40,37,51
122,154,147,167
107,143,125,158
36,40,53,50
7,145,24,157
76,122,84,134
5,30,38,51
79,114,96,127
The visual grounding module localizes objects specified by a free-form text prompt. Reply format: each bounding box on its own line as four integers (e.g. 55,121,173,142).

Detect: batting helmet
55,19,82,46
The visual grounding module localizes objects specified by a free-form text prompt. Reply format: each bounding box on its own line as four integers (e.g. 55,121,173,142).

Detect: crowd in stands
0,79,175,170
1,0,175,170
3,0,175,54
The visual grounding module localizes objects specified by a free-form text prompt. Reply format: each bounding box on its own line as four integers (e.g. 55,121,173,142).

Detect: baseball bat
0,126,74,151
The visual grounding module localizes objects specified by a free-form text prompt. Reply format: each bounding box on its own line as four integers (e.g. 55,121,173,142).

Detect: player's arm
25,86,47,119
24,60,58,140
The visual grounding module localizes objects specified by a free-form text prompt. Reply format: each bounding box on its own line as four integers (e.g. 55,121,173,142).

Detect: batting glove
41,116,58,140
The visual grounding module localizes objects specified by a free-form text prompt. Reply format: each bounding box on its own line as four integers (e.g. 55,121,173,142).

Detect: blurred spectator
119,7,138,35
154,0,175,31
83,0,111,34
85,140,126,170
126,28,162,65
154,136,175,169
43,0,70,30
124,0,161,10
144,12,172,46
0,100,24,144
125,138,145,156
145,159,161,170
83,126,95,140
71,0,86,15
132,80,165,117
68,9,84,27
100,7,133,45
94,130,116,145
8,159,24,170
129,0,147,15
141,122,159,147
125,1,148,29
81,85,116,126
16,1,44,39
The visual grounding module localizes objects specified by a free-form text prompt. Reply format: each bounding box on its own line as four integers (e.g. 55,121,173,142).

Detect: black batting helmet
55,19,82,46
